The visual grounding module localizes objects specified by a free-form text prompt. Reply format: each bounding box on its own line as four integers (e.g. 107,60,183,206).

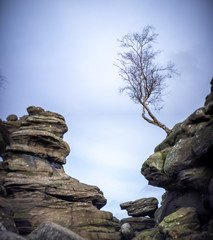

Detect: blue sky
0,0,213,219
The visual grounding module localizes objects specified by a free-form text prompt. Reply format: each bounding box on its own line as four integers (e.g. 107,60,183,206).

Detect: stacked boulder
138,79,213,239
0,106,121,240
120,197,157,239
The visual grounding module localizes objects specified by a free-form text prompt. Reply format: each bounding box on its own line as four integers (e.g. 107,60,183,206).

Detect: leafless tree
115,26,177,135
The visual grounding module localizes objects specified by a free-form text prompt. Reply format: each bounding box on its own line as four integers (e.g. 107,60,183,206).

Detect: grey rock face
140,79,213,239
0,197,18,233
120,223,134,240
158,207,200,239
121,217,155,232
120,197,158,218
0,231,26,240
27,222,85,240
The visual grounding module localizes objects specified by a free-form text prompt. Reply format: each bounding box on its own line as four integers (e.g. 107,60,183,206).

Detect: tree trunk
142,104,171,135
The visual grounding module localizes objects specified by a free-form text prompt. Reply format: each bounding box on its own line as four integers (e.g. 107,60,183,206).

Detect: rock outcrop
138,79,213,239
120,197,158,218
158,207,200,239
0,197,18,233
120,197,157,238
0,106,121,240
121,217,155,237
1,79,213,240
0,230,26,240
27,222,86,240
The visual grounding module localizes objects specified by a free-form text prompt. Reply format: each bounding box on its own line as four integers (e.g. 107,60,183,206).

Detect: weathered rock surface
0,197,18,233
120,197,158,218
121,217,155,234
120,198,157,238
158,207,200,239
140,79,213,239
3,106,70,164
0,106,121,240
135,228,164,240
27,221,85,240
120,223,134,240
1,79,213,240
0,231,26,240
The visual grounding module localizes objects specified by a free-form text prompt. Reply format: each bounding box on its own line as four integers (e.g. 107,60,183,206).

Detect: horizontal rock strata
0,106,121,240
120,197,158,218
120,197,158,238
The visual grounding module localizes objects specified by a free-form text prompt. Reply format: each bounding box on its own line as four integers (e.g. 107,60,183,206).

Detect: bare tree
115,26,177,135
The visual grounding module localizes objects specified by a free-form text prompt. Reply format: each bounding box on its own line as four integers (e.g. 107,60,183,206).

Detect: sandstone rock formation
120,197,157,238
121,217,155,237
27,222,86,240
139,79,213,239
0,106,121,240
158,207,200,239
1,79,213,240
120,197,158,218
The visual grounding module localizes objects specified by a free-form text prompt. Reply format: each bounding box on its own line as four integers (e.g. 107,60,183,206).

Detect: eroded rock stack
0,106,121,240
138,80,213,239
1,79,213,240
120,197,157,239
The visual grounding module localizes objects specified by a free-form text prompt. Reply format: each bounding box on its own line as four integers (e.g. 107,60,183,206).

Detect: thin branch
115,26,177,135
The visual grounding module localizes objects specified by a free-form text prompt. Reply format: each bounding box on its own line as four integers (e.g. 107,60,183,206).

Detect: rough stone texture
27,221,85,240
0,231,26,240
164,137,195,176
120,197,158,218
3,106,70,164
120,223,134,240
6,115,18,122
135,228,164,240
141,150,170,188
177,167,212,191
159,207,200,239
140,79,213,239
155,190,210,225
121,217,155,233
0,106,121,240
0,197,18,233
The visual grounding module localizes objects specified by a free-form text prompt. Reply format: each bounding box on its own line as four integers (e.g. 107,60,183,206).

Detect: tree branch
115,26,177,135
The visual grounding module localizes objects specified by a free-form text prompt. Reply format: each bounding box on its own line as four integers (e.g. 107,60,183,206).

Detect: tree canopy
115,26,177,135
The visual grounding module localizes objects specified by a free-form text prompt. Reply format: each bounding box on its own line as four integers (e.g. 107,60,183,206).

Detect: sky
0,0,213,219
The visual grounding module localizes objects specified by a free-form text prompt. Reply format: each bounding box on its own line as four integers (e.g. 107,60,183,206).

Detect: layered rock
120,197,158,218
158,207,200,238
120,197,157,239
4,106,70,164
121,217,155,236
0,106,121,240
139,79,213,239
